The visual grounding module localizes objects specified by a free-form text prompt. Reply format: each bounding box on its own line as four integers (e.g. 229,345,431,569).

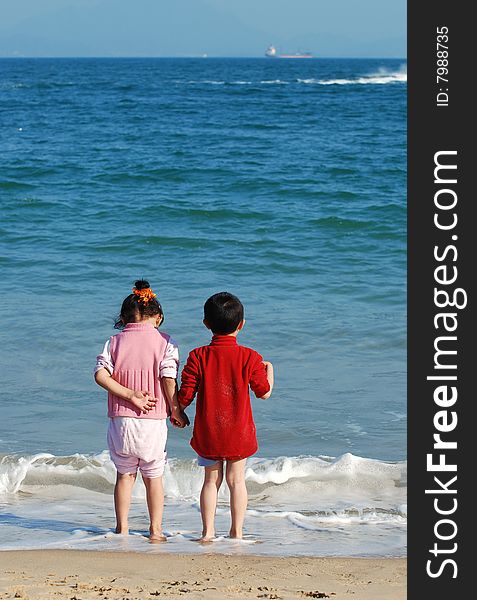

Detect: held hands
170,406,190,428
127,391,189,425
128,390,157,414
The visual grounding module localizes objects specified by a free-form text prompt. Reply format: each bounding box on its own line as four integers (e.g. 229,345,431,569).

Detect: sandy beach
0,550,405,600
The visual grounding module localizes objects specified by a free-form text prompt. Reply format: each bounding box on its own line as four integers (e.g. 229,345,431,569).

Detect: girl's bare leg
143,476,167,542
225,459,248,538
114,472,137,534
199,462,223,541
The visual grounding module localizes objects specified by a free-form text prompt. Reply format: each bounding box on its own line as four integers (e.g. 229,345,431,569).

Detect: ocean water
0,58,406,557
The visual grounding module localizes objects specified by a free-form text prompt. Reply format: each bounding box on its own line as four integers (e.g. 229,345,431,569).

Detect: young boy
178,292,274,541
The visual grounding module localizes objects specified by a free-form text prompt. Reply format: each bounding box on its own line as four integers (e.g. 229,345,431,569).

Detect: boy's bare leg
114,472,137,534
225,458,248,539
143,476,167,542
199,462,223,541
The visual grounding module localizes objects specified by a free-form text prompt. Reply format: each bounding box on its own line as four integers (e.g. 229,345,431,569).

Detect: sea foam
0,451,406,555
0,451,406,509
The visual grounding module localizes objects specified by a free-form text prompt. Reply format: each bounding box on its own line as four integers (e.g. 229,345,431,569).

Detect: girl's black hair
114,279,164,329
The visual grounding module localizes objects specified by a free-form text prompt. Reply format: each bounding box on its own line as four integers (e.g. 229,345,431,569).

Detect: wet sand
0,550,406,600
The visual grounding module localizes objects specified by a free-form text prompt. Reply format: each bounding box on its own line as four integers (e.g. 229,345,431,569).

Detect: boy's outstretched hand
129,390,157,414
170,407,190,428
260,360,274,399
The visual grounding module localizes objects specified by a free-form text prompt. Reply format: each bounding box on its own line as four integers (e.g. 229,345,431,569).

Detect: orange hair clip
132,287,157,305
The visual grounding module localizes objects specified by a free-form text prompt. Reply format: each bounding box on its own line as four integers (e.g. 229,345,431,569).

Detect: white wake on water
181,67,407,87
298,65,407,85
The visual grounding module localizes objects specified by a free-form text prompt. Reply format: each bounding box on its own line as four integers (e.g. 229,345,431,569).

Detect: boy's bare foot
149,532,167,543
115,527,129,535
229,529,243,539
195,536,215,544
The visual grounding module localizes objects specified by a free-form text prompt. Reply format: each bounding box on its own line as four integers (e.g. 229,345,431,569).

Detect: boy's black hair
114,279,163,329
204,292,244,335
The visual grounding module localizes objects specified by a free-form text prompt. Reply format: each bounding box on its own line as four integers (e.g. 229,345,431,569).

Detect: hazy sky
0,0,406,58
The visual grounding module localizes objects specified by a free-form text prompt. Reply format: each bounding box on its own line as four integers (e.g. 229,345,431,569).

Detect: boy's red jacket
178,335,270,460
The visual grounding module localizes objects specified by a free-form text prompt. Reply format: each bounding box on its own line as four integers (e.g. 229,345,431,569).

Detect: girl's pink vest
108,322,170,419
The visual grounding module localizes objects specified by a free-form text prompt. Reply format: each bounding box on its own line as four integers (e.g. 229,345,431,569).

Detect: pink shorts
107,417,168,479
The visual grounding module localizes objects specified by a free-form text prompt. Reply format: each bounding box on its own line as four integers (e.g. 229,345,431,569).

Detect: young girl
94,280,188,542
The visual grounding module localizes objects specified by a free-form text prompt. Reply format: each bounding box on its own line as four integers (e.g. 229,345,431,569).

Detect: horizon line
0,54,408,60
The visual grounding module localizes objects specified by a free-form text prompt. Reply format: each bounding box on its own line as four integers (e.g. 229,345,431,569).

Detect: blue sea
0,58,406,557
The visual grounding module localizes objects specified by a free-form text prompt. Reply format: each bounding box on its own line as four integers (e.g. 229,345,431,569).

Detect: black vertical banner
408,2,472,598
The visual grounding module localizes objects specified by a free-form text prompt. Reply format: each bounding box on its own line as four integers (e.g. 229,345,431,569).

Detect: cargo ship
265,45,313,59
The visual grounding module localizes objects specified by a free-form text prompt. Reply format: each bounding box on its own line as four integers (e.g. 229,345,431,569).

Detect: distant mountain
0,0,265,57
0,0,405,58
